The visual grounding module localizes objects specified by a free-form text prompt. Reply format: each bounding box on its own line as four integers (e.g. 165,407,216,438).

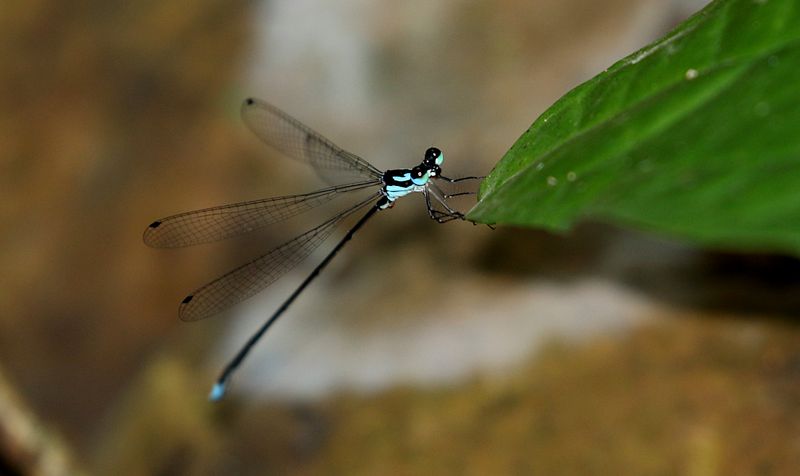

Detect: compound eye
425,147,441,163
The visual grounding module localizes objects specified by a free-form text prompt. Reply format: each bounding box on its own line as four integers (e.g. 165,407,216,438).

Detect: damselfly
144,98,481,401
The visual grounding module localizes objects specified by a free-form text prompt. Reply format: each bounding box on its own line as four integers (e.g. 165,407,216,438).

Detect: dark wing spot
245,98,255,106
149,220,162,228
182,295,194,304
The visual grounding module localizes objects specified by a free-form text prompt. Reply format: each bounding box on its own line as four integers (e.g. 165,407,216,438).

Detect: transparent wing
241,98,383,183
143,180,381,248
178,192,381,321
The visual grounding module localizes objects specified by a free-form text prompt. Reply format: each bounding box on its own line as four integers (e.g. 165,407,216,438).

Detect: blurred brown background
3,0,800,474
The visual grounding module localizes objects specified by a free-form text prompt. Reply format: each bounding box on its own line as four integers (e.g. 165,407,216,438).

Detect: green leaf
469,0,800,255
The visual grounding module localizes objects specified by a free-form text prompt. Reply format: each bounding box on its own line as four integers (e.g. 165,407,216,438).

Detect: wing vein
178,192,381,321
143,180,381,248
241,98,383,183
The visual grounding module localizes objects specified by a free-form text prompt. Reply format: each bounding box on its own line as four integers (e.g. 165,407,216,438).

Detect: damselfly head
424,147,444,167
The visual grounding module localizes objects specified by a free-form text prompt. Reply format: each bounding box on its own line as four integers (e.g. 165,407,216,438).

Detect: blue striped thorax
379,147,444,209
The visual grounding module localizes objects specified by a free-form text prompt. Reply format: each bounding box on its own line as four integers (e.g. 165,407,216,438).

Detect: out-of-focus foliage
471,0,800,255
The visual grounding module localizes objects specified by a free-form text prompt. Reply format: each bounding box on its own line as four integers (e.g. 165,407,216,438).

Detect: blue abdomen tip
209,382,226,401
